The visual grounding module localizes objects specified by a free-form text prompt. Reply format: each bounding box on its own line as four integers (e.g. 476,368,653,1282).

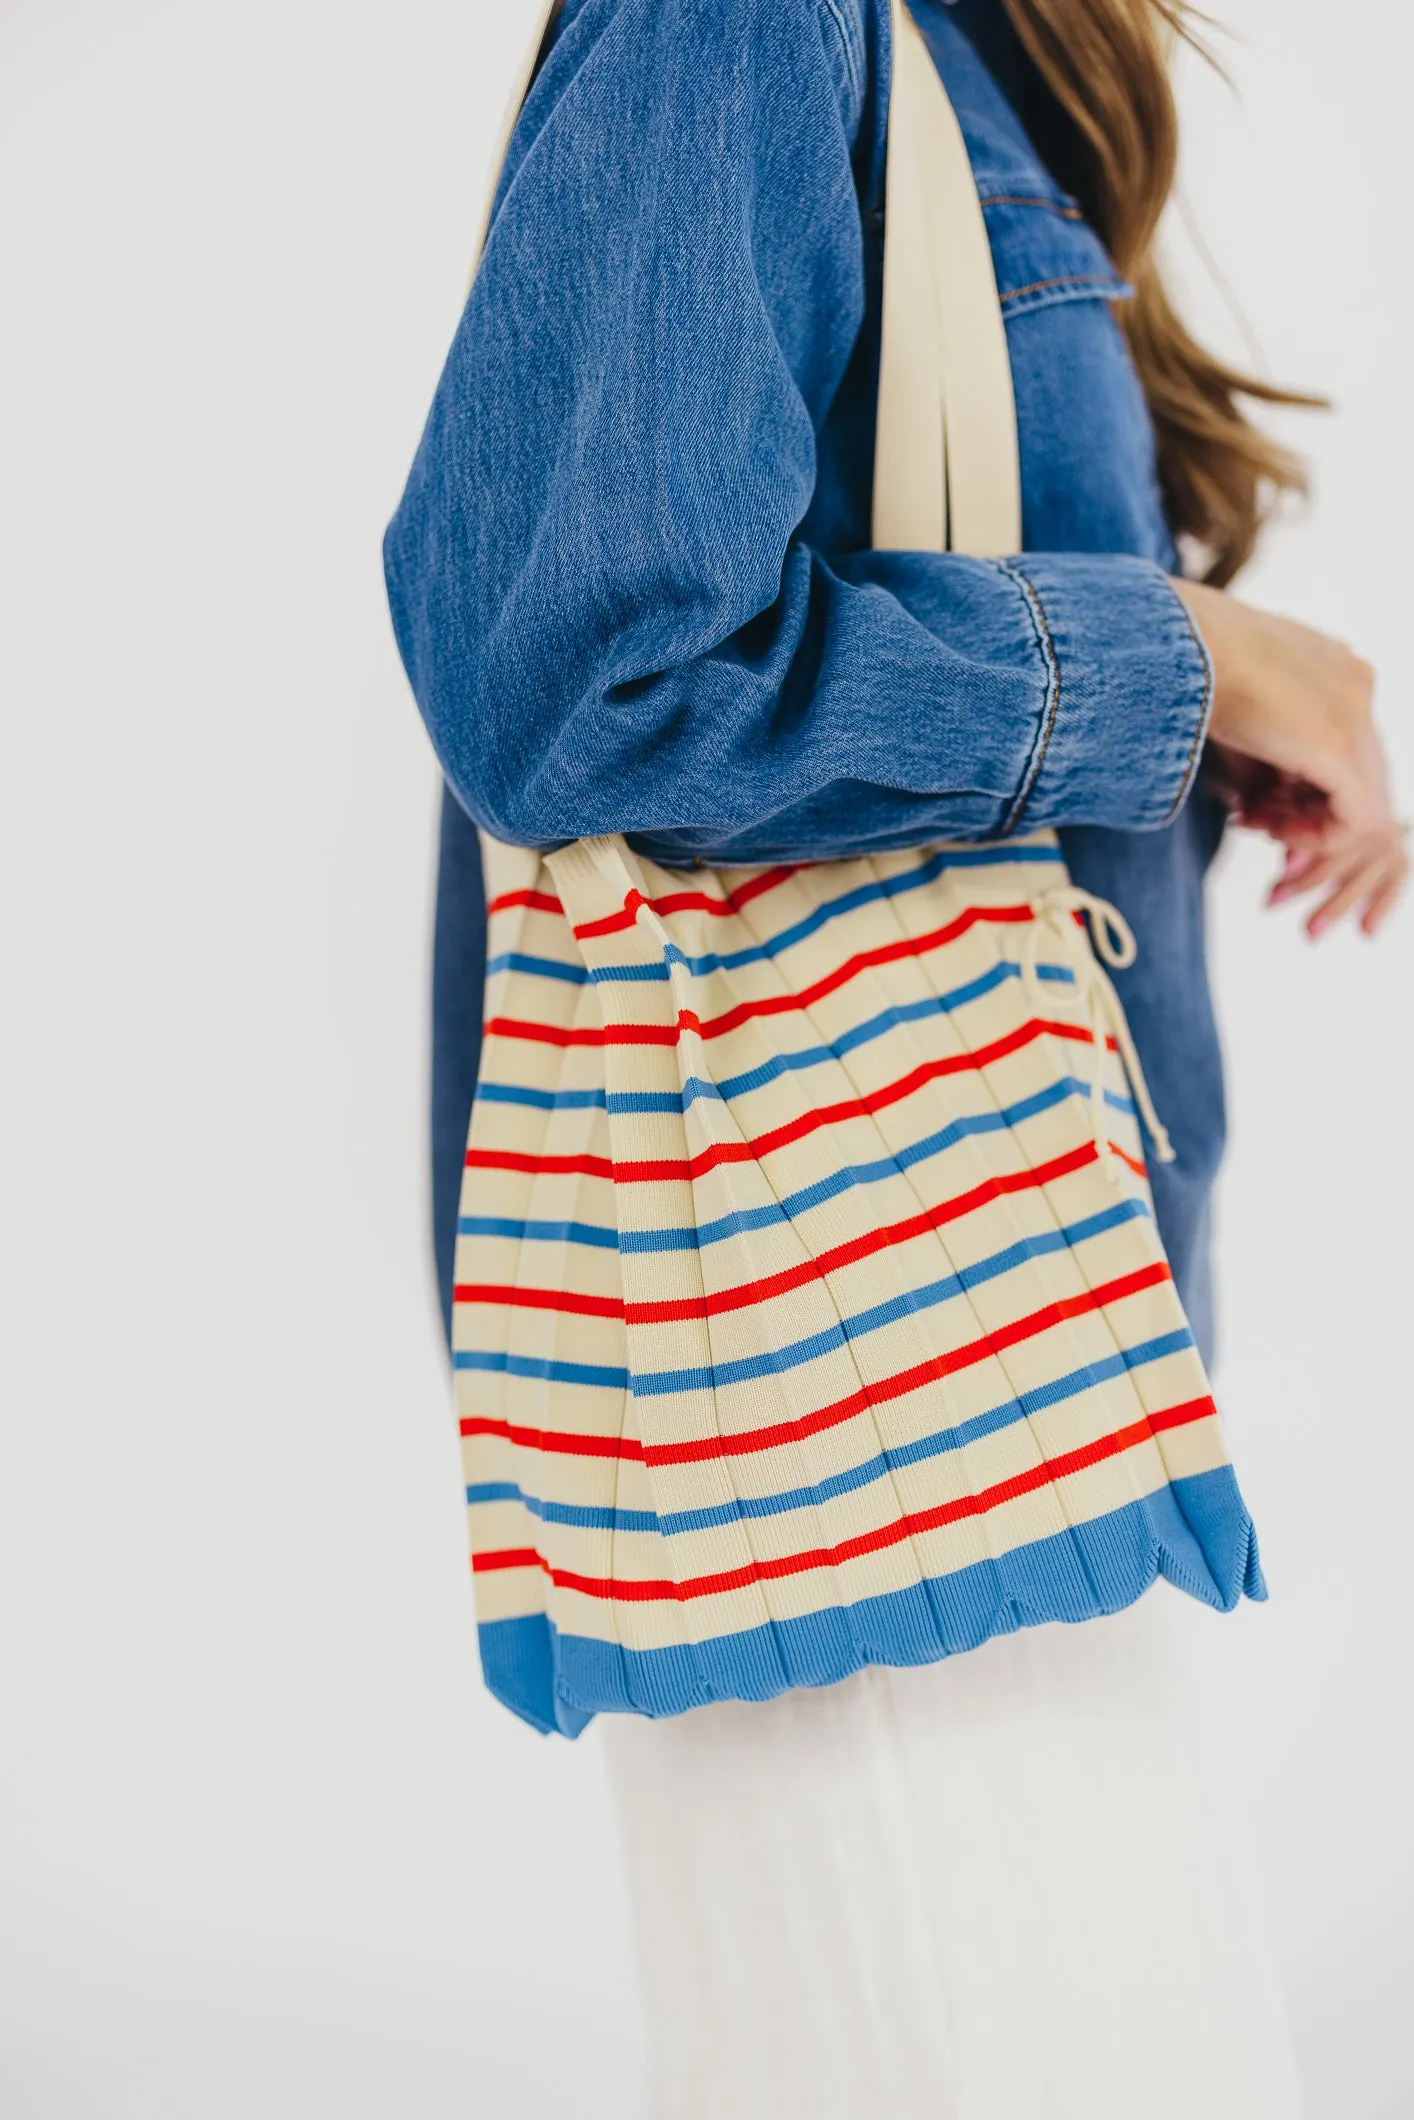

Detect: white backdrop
2,2,1409,2114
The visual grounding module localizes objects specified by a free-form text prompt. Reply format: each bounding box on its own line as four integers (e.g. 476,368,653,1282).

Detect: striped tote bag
451,0,1263,1735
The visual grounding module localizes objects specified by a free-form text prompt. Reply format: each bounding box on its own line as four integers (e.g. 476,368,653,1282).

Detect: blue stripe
477,1082,609,1112
592,922,1077,990
474,1467,1264,1735
453,1350,629,1390
456,1092,1145,1259
618,1055,1129,1129
484,957,1075,1077
630,1234,1179,1398
621,1084,716,1115
620,1215,760,1254
456,1199,1150,1392
526,959,1071,1112
487,950,588,984
458,1214,622,1249
713,961,1075,1098
588,960,671,984
640,1081,1137,1250
472,998,1127,1123
466,1327,1197,1542
466,1480,659,1534
660,1331,1191,1530
473,1082,690,1115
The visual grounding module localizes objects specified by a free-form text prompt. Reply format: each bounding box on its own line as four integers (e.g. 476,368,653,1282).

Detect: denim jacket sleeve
383,0,1212,864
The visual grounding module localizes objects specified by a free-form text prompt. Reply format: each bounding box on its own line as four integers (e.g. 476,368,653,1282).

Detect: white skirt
601,1584,1304,2120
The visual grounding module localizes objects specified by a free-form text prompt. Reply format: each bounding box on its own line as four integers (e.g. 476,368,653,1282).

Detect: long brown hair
998,0,1316,585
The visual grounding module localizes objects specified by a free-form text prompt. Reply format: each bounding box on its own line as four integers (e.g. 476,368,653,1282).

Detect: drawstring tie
1021,887,1175,1184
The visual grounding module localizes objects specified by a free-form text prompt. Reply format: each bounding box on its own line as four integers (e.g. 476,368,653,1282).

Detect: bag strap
872,0,1020,557
473,0,1019,559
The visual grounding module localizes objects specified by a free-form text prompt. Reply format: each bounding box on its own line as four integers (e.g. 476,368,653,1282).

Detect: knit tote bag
453,0,1264,1736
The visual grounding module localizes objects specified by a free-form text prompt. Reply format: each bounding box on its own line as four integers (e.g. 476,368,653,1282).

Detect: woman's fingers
1307,856,1387,938
1361,865,1408,936
1302,833,1408,939
1359,829,1411,935
1263,822,1409,936
1267,845,1326,901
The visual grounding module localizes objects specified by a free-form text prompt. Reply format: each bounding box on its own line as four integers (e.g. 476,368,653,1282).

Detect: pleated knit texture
455,830,1263,1736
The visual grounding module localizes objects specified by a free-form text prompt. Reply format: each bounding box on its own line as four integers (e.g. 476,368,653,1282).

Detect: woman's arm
385,0,1213,862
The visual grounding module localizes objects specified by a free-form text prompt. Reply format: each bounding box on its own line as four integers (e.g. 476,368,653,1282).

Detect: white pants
602,1585,1304,2120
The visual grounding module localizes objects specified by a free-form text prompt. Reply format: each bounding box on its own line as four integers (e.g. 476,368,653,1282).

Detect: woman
385,0,1405,2111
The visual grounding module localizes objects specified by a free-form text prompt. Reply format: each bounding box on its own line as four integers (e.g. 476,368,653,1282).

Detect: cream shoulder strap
872,0,1020,557
474,0,1020,559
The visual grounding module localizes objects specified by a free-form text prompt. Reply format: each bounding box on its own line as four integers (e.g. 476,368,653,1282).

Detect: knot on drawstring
1021,886,1175,1184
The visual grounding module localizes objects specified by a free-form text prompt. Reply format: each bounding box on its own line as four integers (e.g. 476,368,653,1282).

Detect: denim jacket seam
995,558,1060,838
816,0,863,107
1164,581,1216,820
999,272,1118,307
977,193,1083,219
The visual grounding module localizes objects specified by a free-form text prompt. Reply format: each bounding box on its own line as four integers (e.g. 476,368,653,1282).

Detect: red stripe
552,899,1034,1024
460,1127,1144,1256
472,1546,546,1573
571,867,805,941
465,1049,1140,1189
461,1417,644,1461
572,889,654,942
470,1396,1215,1600
695,903,1035,1035
464,1148,614,1178
643,1261,1173,1463
1146,1393,1215,1433
484,1014,608,1048
458,1262,1176,1469
724,864,803,910
487,888,564,916
455,1245,1165,1341
607,1017,1116,1182
459,1132,1139,1276
455,1283,625,1318
486,1004,1115,1085
623,1148,1133,1323
633,1229,1165,1331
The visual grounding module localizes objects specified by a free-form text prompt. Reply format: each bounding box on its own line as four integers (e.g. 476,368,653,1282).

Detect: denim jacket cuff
998,554,1214,835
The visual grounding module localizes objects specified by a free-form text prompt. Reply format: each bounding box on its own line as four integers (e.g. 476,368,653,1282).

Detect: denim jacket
385,0,1228,1358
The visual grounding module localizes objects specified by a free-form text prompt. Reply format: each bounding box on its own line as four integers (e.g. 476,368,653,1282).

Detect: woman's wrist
1167,575,1375,792
1169,577,1257,750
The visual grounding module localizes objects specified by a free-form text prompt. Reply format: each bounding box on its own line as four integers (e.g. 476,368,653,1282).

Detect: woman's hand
1172,578,1407,937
